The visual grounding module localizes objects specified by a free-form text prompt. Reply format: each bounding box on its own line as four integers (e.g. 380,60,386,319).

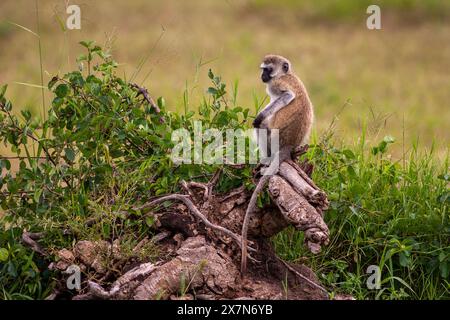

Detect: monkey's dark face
261,57,290,83
261,66,273,83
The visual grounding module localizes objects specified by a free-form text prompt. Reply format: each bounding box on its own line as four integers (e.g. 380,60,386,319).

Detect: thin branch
181,168,222,201
130,83,159,112
0,156,46,160
22,231,46,256
277,257,328,295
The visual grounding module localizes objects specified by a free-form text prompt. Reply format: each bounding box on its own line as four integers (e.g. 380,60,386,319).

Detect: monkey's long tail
240,174,270,276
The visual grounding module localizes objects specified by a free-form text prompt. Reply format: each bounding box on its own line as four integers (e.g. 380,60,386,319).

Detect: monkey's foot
292,144,309,158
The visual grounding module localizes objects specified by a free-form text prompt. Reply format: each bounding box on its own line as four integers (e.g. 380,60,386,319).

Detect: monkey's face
261,66,273,83
260,55,291,83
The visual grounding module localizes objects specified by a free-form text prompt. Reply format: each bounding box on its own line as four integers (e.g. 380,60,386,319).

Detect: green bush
0,42,253,299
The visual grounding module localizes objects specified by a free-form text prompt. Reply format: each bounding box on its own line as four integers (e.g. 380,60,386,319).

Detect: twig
181,180,208,200
220,185,246,202
181,168,222,201
208,168,222,191
224,161,246,169
21,231,46,256
130,82,164,123
151,231,171,243
0,156,46,160
130,83,162,113
277,257,328,295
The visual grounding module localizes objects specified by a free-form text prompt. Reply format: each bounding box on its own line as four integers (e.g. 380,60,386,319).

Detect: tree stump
54,157,330,300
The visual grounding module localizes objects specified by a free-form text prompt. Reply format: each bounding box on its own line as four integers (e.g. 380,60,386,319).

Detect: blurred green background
0,0,449,157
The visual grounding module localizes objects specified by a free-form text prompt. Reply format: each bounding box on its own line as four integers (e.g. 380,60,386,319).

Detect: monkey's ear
282,62,289,73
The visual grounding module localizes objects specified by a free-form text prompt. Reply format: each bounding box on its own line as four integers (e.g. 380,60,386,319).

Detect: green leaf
48,77,58,90
64,148,75,162
347,165,356,178
207,87,218,95
34,188,42,203
145,216,155,227
157,97,165,108
399,252,408,267
3,159,11,170
4,101,12,111
208,69,214,80
79,40,94,49
440,262,449,278
21,110,32,121
0,84,7,99
0,248,8,262
343,149,355,159
55,84,69,98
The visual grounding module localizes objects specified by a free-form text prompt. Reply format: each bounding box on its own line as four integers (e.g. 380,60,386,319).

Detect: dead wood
22,231,46,256
54,155,331,300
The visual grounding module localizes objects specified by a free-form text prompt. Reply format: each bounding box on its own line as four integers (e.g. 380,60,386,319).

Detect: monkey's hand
253,113,264,128
253,90,295,128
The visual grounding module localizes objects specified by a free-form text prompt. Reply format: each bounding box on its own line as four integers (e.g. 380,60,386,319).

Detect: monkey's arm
253,90,295,128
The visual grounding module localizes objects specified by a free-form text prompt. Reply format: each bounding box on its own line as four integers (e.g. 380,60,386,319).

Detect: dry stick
22,231,46,256
130,83,161,113
182,168,222,201
277,257,328,295
182,181,208,200
240,174,270,276
138,194,256,253
130,83,165,124
220,185,246,202
151,230,171,243
0,156,46,160
207,168,222,198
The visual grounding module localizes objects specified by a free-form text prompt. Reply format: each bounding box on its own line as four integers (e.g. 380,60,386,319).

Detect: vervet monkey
254,54,313,164
241,54,314,275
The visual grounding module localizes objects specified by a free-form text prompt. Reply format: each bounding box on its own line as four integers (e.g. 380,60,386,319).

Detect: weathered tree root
269,174,329,253
62,156,330,300
22,231,47,256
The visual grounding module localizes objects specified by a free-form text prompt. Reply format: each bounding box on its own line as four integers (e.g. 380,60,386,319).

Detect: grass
273,132,449,299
